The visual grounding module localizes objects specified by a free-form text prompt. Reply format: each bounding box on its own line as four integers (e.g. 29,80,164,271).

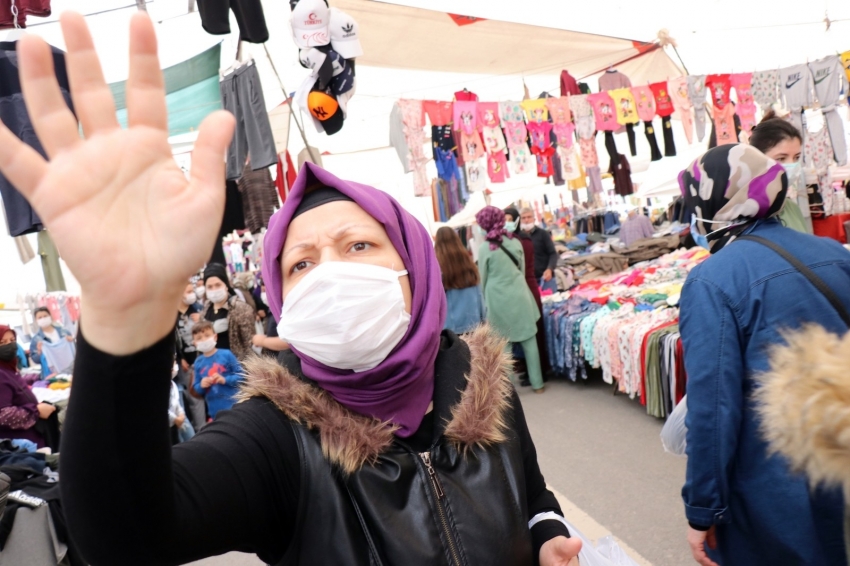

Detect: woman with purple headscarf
476,206,546,392
679,144,850,566
0,14,582,566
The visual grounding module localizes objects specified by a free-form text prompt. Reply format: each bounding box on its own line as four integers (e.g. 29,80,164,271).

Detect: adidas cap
329,8,363,59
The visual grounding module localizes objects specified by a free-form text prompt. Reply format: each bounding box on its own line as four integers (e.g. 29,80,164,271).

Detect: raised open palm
0,12,234,354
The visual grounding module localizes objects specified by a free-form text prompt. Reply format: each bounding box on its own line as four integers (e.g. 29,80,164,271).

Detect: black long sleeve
62,332,567,566
61,332,299,566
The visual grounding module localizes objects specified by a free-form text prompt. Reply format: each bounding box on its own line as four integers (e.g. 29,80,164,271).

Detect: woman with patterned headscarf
475,206,546,393
678,144,850,566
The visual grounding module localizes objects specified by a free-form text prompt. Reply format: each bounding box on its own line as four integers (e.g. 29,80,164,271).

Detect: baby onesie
609,88,639,126
687,75,708,142
752,70,781,113
546,97,573,124
521,98,549,123
668,77,694,144
808,55,848,166
779,64,813,135
588,92,619,132
453,101,478,134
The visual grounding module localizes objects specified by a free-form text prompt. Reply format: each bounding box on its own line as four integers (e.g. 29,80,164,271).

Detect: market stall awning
333,0,682,83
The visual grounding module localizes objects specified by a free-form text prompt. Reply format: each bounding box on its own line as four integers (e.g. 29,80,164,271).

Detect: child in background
169,359,195,443
191,321,243,419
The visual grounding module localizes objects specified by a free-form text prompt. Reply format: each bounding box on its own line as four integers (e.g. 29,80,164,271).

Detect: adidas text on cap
329,8,363,59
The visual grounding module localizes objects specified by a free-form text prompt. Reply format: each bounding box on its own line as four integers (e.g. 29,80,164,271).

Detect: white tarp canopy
3,0,850,302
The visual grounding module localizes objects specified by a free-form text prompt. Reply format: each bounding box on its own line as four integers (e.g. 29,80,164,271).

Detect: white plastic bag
660,394,688,456
559,518,641,566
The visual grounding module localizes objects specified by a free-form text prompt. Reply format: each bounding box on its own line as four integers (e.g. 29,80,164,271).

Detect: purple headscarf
476,205,513,250
262,163,447,437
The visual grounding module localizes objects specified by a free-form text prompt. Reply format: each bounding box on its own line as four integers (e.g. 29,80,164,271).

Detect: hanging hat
329,8,363,59
290,0,330,49
307,89,344,135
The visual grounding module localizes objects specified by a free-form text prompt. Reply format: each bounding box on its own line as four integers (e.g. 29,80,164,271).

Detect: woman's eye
291,261,311,274
350,242,371,253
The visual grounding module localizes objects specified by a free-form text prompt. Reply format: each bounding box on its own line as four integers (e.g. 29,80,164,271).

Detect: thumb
554,536,582,558
190,110,236,192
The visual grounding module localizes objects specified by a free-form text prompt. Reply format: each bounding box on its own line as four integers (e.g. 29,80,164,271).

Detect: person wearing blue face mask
749,110,809,234
679,144,850,566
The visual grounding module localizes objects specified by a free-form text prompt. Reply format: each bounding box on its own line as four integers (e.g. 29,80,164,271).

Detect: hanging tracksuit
687,75,709,142
808,55,848,166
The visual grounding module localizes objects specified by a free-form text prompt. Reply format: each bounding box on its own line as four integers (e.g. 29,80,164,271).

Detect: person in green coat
475,206,546,393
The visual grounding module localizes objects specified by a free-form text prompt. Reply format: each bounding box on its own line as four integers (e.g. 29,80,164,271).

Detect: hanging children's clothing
779,64,813,136
521,98,549,123
575,115,595,140
752,70,781,113
588,92,619,132
465,158,487,191
532,146,556,178
499,100,525,124
729,73,756,134
705,74,731,109
460,130,485,162
668,77,694,145
546,97,572,124
454,90,479,102
713,103,737,146
841,51,850,83
396,99,430,196
423,100,453,126
487,151,510,183
808,55,848,166
553,122,576,149
632,85,662,160
579,138,599,168
453,101,478,134
560,145,582,181
568,94,593,120
598,69,632,92
650,82,676,156
477,102,501,129
481,125,507,154
527,121,553,151
610,88,639,126
687,75,709,142
560,70,581,96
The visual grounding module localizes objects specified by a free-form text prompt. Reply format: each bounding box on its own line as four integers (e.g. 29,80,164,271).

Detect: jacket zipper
420,452,462,566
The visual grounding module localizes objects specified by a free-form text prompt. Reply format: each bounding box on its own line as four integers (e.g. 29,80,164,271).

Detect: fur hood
238,326,514,474
756,325,850,497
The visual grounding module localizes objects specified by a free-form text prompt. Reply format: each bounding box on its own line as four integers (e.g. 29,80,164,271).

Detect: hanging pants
604,132,618,170
662,116,677,156
625,123,637,156
221,63,277,181
644,121,662,161
510,337,545,390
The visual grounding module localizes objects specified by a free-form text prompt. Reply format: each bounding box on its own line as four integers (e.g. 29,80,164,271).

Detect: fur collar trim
238,326,513,474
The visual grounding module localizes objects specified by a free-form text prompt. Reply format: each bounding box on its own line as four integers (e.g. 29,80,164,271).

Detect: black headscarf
203,263,234,294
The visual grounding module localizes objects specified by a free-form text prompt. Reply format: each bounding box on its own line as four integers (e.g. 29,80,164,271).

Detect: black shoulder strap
737,235,850,327
498,243,522,271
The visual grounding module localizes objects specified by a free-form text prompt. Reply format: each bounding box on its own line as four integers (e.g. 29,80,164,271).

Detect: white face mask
260,292,268,304
183,293,197,306
195,337,216,353
172,363,179,378
207,288,228,305
520,222,535,232
195,287,205,299
36,317,53,328
277,262,411,372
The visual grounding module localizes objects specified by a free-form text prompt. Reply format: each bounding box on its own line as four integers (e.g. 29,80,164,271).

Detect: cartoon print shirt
521,98,549,123
499,101,525,125
503,121,528,147
705,74,732,109
649,82,675,117
527,121,553,151
487,151,510,183
553,122,576,148
465,158,487,191
841,51,850,83
477,102,501,129
459,130,485,162
545,97,573,124
481,125,508,154
531,145,556,178
729,73,754,106
609,88,639,125
713,103,737,146
631,86,657,122
453,100,478,134
588,92,619,131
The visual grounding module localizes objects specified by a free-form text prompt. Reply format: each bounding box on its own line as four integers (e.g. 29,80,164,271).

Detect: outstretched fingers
190,110,235,193
17,35,82,158
126,12,168,132
61,12,119,137
0,123,49,202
